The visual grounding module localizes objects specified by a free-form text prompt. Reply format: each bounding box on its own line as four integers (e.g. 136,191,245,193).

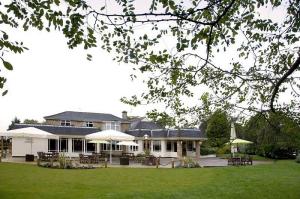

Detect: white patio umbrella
117,141,138,154
117,141,138,146
88,140,109,144
85,130,134,164
0,127,59,155
230,122,237,156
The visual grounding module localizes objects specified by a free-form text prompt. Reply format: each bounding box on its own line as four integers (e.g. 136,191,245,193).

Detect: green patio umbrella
230,138,253,144
226,138,253,157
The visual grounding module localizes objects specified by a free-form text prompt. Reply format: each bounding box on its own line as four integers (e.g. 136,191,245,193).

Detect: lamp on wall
143,134,149,151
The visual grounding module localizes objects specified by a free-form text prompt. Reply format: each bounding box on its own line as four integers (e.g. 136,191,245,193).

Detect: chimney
122,111,128,120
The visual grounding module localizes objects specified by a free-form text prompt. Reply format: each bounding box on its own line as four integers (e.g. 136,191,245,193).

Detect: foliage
216,144,231,155
1,1,300,125
244,112,300,159
205,109,230,147
144,149,151,156
7,117,20,130
200,141,217,155
23,119,39,124
180,156,200,168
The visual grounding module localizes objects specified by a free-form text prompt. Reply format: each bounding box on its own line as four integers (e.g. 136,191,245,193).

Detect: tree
244,112,300,158
8,117,20,130
23,119,39,124
206,109,230,147
1,0,300,125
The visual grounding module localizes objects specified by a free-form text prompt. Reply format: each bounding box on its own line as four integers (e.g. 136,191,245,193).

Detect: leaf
2,60,13,70
54,0,60,6
86,53,92,61
3,33,8,40
2,90,8,96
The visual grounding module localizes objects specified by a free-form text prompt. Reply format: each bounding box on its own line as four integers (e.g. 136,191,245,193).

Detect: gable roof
131,120,163,130
126,129,205,139
44,111,126,122
12,124,100,136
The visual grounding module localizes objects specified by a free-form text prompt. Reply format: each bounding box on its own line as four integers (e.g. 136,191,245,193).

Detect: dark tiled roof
12,124,100,136
44,111,125,122
131,120,163,130
126,129,205,139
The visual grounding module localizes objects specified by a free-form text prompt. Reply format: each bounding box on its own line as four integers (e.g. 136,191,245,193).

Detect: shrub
216,145,231,155
200,147,217,155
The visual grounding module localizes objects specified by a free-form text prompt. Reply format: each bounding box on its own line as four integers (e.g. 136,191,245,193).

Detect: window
100,143,107,151
48,139,58,152
166,141,172,152
105,121,120,131
173,142,177,152
153,141,161,152
130,141,138,151
72,138,83,152
59,138,68,152
86,121,93,127
61,120,71,126
100,141,121,151
86,141,96,152
187,141,194,151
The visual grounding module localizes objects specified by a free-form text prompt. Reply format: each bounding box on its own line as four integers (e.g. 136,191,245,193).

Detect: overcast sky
0,27,157,131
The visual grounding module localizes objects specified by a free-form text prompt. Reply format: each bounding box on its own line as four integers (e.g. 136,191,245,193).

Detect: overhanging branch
270,54,300,112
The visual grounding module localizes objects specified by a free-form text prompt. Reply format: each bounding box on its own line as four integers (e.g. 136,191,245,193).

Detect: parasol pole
110,140,112,164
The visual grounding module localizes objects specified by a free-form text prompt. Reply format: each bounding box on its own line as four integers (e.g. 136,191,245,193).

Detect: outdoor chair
228,158,234,166
79,154,89,164
90,154,99,164
246,155,253,165
37,152,43,160
51,152,59,162
37,152,49,162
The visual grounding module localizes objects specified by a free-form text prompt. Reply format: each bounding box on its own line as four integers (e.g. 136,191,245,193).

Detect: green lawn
0,161,299,199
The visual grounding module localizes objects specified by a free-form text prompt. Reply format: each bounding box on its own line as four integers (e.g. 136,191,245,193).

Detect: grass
0,161,299,199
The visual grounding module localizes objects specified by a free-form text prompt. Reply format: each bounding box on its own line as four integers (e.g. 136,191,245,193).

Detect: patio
1,154,270,168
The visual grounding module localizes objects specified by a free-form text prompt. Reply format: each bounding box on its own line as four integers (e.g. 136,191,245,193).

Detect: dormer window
105,121,120,131
86,121,93,127
61,120,71,126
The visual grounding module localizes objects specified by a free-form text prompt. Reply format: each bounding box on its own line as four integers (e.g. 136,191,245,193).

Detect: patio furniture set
228,155,253,166
37,152,59,162
79,152,108,164
78,152,160,166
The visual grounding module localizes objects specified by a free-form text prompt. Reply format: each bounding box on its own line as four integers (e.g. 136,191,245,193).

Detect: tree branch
270,54,300,112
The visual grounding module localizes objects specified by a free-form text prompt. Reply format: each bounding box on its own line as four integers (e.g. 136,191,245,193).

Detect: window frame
153,140,161,152
105,121,121,131
48,139,58,152
85,121,94,127
61,120,71,126
72,138,83,153
59,138,68,152
129,140,138,151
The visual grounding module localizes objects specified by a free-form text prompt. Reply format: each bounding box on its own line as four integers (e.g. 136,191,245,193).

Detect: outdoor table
232,157,241,166
122,152,134,160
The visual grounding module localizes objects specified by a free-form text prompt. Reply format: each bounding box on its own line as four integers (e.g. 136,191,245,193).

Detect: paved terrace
1,155,271,168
